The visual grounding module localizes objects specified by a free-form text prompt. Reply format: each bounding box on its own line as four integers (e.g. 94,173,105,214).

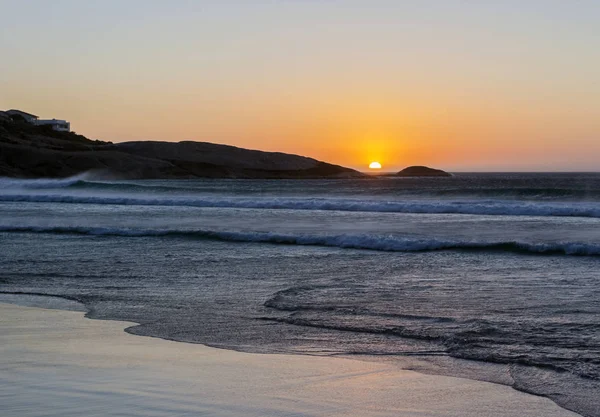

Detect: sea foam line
0,174,94,189
1,193,600,218
1,225,598,256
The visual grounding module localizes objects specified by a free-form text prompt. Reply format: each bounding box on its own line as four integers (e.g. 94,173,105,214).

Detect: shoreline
0,299,580,417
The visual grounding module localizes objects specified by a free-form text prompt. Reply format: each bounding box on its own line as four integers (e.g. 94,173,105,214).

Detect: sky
1,0,599,171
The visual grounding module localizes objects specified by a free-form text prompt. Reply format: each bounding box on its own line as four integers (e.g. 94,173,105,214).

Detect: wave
0,173,96,189
0,176,220,193
412,187,600,200
1,225,599,255
2,192,600,218
4,176,600,200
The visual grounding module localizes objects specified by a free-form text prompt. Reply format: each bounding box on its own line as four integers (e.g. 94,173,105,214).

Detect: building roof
37,119,69,124
6,109,39,119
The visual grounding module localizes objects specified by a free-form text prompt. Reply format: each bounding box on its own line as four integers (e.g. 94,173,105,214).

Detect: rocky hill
0,121,362,179
395,166,451,177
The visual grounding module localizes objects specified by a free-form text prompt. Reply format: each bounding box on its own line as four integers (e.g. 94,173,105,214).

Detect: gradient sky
1,1,599,171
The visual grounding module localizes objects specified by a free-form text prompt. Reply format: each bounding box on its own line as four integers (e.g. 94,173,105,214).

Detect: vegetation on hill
0,120,361,179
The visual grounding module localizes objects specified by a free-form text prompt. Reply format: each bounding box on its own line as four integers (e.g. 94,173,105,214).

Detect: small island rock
396,166,452,177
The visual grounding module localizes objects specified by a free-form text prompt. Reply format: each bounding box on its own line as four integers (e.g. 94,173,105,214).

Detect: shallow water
1,303,578,417
1,173,599,416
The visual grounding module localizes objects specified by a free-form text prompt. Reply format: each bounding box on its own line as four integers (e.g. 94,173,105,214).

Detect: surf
1,192,600,218
1,225,599,256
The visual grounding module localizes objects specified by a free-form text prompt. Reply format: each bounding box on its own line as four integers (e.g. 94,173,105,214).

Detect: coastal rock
395,166,452,177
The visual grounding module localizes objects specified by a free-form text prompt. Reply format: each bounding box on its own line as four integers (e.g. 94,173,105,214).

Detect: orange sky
1,1,599,171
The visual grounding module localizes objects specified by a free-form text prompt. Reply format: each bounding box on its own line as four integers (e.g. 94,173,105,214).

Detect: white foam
0,173,94,189
1,225,598,255
1,193,599,218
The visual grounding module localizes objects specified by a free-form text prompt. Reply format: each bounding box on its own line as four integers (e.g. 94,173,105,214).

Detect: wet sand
0,302,579,417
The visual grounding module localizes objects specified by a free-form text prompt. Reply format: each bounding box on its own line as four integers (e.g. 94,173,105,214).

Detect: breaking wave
0,174,95,189
1,225,599,256
1,193,600,218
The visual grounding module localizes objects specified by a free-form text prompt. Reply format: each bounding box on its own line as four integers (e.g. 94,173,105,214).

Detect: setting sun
369,162,382,170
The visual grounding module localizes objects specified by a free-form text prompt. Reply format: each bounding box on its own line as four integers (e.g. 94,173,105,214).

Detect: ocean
1,173,599,416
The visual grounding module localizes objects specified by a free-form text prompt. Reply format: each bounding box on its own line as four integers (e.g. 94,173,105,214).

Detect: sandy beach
3,2,599,414
0,301,579,417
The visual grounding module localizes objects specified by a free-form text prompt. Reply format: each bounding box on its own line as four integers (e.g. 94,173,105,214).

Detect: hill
0,121,362,179
395,166,452,177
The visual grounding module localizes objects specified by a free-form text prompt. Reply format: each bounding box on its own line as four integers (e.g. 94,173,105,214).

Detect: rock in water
396,166,451,177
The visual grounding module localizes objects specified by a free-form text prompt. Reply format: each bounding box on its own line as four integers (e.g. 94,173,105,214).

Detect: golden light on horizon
369,162,382,170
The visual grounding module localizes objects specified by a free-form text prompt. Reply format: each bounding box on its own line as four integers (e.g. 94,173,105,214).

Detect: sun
369,161,382,170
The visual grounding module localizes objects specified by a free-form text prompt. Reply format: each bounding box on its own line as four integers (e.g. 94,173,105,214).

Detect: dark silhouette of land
0,120,362,179
394,166,452,177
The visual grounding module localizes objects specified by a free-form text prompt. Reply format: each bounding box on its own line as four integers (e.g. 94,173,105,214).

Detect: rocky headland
0,121,362,179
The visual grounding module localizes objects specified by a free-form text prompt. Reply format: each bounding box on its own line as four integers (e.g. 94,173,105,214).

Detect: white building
35,118,71,132
4,109,70,132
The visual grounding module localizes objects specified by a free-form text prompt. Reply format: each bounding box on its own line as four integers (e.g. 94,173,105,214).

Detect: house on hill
4,109,70,132
35,119,70,132
6,109,39,123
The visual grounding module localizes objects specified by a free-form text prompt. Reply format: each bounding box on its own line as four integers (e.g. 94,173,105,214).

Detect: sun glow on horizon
2,2,600,171
369,162,382,170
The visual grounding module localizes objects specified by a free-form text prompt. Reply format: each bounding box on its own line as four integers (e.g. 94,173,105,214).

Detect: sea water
0,173,599,416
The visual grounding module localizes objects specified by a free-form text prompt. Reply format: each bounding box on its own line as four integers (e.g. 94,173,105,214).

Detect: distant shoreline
0,121,362,180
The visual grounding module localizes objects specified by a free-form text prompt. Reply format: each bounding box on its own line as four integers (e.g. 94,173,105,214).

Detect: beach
1,175,599,416
0,301,579,417
4,2,600,415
